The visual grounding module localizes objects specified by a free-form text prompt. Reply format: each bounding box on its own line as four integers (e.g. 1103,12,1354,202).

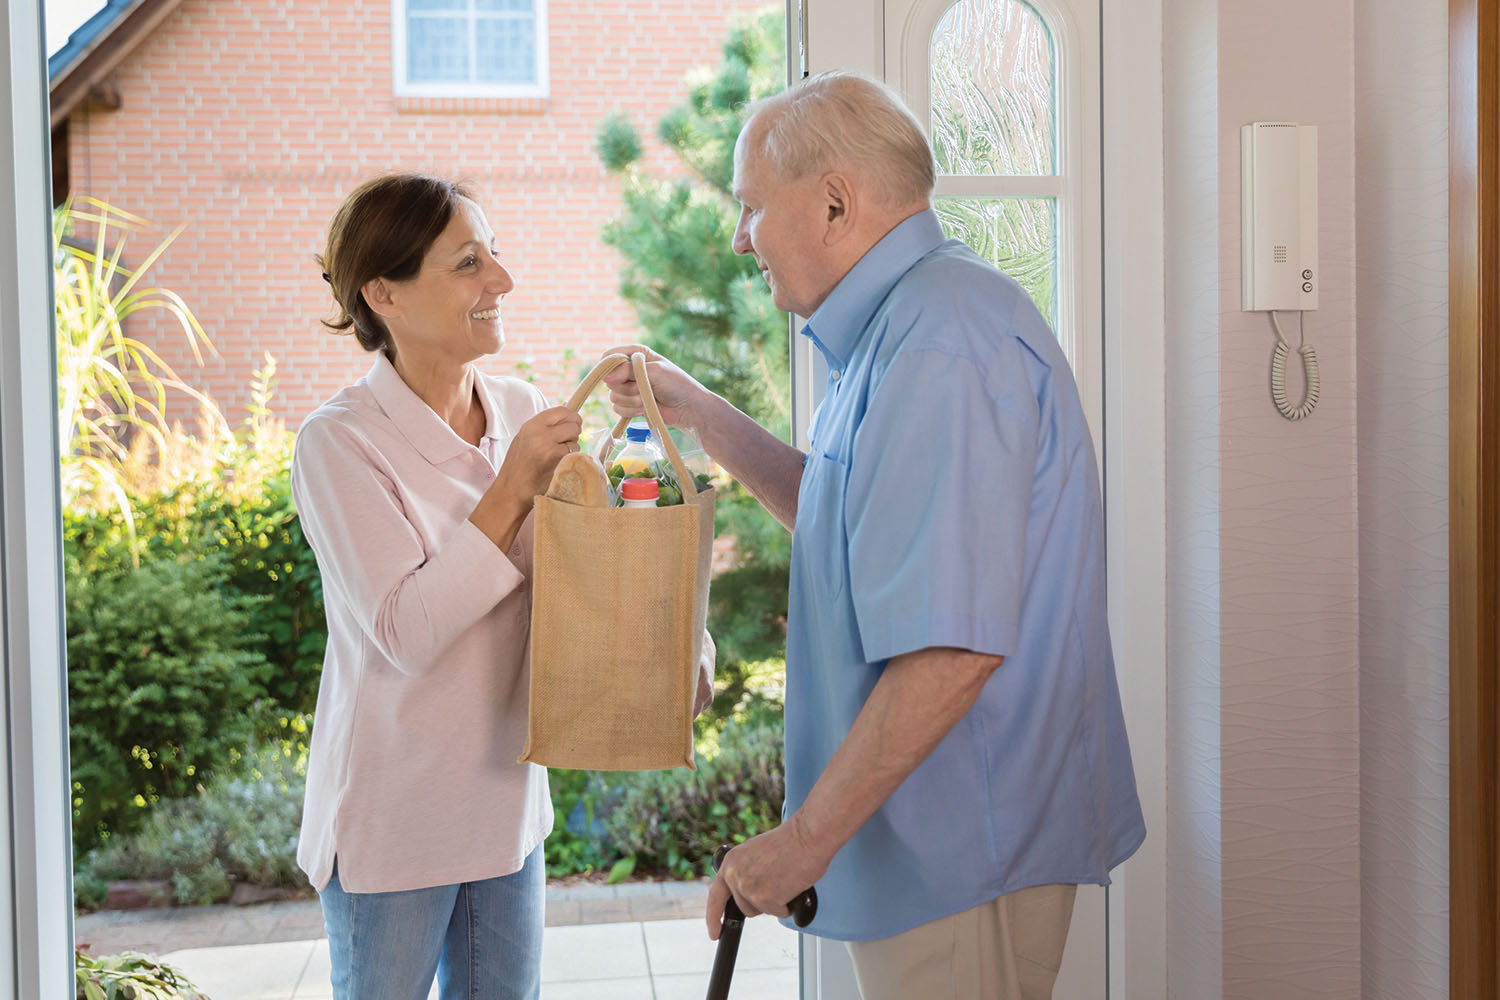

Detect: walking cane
705,844,818,1000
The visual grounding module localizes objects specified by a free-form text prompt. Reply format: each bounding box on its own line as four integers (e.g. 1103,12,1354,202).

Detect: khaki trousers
845,884,1077,1000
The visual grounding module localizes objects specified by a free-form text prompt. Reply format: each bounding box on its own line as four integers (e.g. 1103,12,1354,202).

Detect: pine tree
596,7,790,710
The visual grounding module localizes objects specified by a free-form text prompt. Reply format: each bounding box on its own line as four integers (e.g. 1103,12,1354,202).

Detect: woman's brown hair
318,173,475,354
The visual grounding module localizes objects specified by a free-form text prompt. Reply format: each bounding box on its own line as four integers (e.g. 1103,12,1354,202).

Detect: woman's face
380,197,515,365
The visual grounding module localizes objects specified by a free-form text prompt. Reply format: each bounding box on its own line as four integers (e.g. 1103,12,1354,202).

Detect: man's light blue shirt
783,209,1145,941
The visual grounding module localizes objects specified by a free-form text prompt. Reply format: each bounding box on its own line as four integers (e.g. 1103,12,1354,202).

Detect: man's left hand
705,817,829,939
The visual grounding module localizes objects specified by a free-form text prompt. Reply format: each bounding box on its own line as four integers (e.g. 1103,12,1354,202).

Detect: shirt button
831,370,841,381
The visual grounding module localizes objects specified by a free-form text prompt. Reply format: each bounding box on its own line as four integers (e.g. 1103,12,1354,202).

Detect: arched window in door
887,0,1098,404
929,0,1057,326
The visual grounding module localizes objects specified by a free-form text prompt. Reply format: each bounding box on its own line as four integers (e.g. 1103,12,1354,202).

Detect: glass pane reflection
930,0,1055,177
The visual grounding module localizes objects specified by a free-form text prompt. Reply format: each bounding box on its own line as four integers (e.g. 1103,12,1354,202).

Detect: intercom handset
1242,121,1320,421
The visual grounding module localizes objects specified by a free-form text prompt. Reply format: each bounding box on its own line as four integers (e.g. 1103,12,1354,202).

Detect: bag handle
565,352,701,498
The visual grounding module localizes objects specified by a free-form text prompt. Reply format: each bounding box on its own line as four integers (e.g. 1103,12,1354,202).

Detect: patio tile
642,916,799,977
541,977,655,999
660,879,712,898
162,939,317,1000
291,938,331,998
214,909,283,946
626,894,700,921
545,898,585,925
651,967,800,1000
541,922,650,982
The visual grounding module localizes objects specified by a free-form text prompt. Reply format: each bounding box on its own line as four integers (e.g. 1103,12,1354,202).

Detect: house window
393,0,549,98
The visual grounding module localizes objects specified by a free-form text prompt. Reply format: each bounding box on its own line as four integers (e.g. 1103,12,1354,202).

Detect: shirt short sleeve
843,342,1039,663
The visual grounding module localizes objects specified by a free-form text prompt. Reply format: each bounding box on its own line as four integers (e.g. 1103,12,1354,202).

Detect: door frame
1449,0,1500,995
1,1,77,998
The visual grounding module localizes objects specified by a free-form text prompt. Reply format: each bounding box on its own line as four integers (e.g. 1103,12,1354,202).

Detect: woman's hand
470,406,582,550
496,406,584,500
599,345,706,429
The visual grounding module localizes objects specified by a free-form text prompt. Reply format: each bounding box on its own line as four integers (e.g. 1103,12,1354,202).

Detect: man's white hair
744,70,936,207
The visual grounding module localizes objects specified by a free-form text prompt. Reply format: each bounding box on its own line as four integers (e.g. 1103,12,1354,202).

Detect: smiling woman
290,172,585,1000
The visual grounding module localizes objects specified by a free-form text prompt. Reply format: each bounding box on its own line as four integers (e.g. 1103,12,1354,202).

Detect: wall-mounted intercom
1242,121,1318,311
1242,121,1320,420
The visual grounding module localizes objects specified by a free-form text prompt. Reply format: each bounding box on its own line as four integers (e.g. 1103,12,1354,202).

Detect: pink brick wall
68,0,771,431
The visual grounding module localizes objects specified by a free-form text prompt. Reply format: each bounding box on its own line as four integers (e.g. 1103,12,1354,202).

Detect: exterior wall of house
66,0,770,431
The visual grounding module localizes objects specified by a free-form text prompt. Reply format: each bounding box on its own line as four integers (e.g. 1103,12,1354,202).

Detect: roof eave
49,0,186,130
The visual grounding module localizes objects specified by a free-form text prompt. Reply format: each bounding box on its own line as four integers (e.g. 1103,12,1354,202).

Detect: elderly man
604,70,1144,1000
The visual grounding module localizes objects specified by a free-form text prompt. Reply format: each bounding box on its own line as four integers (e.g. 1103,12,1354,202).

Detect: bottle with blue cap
606,423,681,506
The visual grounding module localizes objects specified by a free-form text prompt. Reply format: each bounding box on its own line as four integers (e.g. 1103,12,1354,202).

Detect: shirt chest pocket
795,448,851,602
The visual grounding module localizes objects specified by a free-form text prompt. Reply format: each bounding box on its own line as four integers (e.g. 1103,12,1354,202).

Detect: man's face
731,129,837,318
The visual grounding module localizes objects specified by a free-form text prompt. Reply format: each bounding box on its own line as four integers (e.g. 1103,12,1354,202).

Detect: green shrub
76,741,308,907
66,553,272,854
76,948,207,1000
594,714,785,879
185,471,324,718
65,461,326,735
544,767,611,878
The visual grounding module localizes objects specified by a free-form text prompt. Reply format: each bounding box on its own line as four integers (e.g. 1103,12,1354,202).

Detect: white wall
1160,0,1458,995
1161,0,1224,993
1354,4,1450,997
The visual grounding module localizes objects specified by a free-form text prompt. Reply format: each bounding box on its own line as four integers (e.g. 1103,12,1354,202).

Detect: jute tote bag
519,353,715,770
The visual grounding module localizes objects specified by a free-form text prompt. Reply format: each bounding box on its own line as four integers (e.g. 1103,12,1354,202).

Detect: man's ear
361,277,401,320
820,171,856,246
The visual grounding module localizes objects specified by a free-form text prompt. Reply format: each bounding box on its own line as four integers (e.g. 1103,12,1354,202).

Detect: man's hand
705,816,830,940
598,344,704,429
596,344,807,531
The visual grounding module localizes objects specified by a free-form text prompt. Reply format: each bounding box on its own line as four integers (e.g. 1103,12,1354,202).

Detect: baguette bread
546,452,611,507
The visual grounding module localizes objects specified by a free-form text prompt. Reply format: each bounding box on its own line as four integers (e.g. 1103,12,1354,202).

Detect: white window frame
392,0,550,99
2,0,77,997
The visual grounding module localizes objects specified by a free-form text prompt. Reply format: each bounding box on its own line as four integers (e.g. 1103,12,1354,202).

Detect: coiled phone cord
1269,311,1319,421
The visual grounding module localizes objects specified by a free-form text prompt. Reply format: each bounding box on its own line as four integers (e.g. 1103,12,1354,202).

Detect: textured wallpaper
1163,0,1225,995
1163,2,1448,995
1216,4,1363,998
1354,4,1450,998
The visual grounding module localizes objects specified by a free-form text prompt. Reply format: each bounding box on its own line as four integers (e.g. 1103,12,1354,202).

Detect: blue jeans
318,846,545,1000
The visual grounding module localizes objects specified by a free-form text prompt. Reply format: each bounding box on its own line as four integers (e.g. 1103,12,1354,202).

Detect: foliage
75,948,207,1000
65,550,273,855
543,766,612,878
545,668,786,879
53,197,230,553
65,357,325,728
596,6,792,716
76,741,309,908
595,714,785,879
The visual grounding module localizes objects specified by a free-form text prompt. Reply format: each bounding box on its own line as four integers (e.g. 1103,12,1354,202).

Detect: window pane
409,0,464,10
476,15,536,83
476,0,533,11
408,15,470,83
936,197,1056,325
930,0,1055,177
